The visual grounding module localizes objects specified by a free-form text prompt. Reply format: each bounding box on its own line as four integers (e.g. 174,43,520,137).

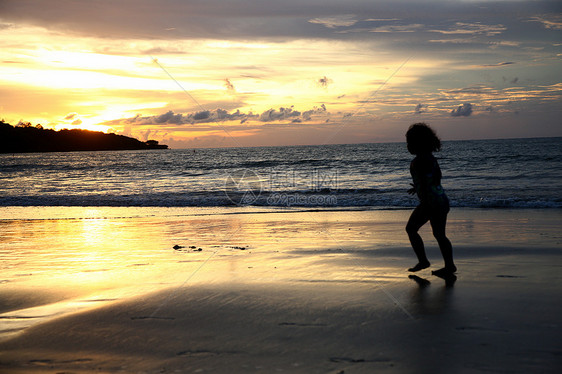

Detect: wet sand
0,207,561,373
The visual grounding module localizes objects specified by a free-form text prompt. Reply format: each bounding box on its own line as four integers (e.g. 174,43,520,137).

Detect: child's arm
409,157,433,199
408,183,416,195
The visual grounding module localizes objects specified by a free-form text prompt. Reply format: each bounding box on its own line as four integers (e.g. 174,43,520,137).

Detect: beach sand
0,207,561,373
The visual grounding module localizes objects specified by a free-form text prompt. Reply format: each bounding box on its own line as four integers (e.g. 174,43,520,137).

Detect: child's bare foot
408,261,430,272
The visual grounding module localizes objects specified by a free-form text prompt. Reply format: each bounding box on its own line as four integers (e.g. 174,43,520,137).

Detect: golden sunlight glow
72,123,113,133
205,41,273,49
80,218,110,247
37,50,134,71
1,8,556,147
2,66,216,91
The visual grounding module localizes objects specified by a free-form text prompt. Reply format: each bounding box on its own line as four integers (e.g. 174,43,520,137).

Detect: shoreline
0,207,560,372
1,203,561,216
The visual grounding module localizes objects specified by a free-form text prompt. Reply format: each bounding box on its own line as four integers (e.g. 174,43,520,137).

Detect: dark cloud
480,61,515,67
1,0,557,42
64,113,77,120
259,107,300,122
451,103,473,117
414,103,426,114
107,105,329,128
503,76,519,84
255,105,327,122
126,109,245,125
318,76,332,89
224,78,236,93
155,110,183,124
258,105,326,122
301,104,326,121
192,110,211,121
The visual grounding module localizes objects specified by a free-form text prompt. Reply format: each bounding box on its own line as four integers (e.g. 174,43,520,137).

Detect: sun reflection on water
0,207,429,341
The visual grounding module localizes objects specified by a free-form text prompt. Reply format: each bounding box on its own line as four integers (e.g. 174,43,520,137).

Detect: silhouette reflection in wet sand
408,274,456,316
405,123,457,277
410,273,456,289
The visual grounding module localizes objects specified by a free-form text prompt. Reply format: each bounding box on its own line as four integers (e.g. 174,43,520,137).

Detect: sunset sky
1,0,560,148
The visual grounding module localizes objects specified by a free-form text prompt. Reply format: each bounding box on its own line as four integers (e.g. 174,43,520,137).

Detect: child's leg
406,206,430,271
430,212,456,272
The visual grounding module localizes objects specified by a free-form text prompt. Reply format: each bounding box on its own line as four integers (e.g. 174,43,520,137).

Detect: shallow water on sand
1,207,560,341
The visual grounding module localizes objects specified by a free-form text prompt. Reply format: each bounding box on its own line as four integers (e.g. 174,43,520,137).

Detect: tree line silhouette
0,120,168,153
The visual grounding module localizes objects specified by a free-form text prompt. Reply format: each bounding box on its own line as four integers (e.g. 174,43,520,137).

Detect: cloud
528,15,562,30
479,61,515,67
430,22,506,36
338,24,424,34
365,18,400,22
414,103,426,114
308,15,357,28
142,47,185,55
2,0,560,144
178,109,248,124
369,24,425,33
318,76,332,89
155,110,184,124
121,109,245,126
224,78,236,93
106,105,330,129
429,38,475,44
258,105,326,122
451,103,473,117
193,110,211,121
64,112,83,126
301,104,326,121
488,41,520,48
259,107,300,122
2,0,550,42
444,85,491,95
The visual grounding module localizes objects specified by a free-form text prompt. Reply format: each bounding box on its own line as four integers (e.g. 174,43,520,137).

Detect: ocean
1,137,560,210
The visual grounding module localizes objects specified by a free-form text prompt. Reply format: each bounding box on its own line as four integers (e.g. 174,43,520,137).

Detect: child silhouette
405,123,456,277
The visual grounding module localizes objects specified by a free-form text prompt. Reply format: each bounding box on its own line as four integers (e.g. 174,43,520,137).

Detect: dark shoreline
0,120,167,153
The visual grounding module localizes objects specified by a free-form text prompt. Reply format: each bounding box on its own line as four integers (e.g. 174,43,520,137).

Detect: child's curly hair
406,123,441,154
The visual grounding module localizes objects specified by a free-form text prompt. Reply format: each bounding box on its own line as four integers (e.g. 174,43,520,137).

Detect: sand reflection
0,207,416,341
